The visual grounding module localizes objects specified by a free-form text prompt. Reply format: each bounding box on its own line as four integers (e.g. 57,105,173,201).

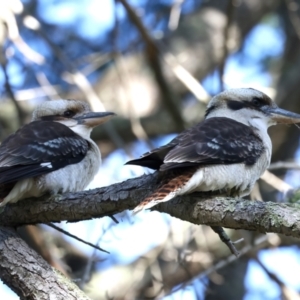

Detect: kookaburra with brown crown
0,99,114,206
127,88,300,213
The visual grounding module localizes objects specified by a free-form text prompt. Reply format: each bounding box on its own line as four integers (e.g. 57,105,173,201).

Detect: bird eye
63,110,75,118
252,97,262,107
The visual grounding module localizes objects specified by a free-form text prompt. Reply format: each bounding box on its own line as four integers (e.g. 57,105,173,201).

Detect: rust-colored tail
133,168,196,213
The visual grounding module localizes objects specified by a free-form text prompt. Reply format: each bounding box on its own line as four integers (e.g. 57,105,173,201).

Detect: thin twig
164,234,277,298
168,0,184,31
219,0,235,91
113,54,154,149
79,219,119,289
210,226,240,257
76,53,112,76
14,86,61,101
250,182,263,201
260,170,293,193
255,255,300,300
118,0,185,131
46,223,110,254
35,72,60,100
268,161,300,170
2,9,44,64
109,215,119,224
163,50,210,103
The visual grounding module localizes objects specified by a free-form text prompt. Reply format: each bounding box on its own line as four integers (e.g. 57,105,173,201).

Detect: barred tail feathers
133,168,197,213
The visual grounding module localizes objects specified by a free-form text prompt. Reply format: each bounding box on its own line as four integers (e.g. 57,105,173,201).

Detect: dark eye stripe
227,100,245,111
226,98,270,111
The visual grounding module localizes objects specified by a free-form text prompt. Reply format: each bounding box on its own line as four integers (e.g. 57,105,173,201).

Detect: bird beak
76,112,115,127
268,107,300,124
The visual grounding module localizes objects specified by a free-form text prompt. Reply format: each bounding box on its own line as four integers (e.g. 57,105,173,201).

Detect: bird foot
48,194,64,202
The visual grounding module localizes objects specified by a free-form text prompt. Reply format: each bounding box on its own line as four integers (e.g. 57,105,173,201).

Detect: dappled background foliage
1,0,300,299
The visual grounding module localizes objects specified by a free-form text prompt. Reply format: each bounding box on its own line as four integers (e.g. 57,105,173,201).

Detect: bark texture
0,174,299,239
0,227,90,300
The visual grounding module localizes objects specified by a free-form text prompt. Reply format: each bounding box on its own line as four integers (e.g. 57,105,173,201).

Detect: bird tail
133,168,196,213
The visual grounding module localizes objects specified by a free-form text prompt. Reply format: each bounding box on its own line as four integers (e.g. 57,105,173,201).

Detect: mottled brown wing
126,117,264,172
125,142,177,170
0,121,88,184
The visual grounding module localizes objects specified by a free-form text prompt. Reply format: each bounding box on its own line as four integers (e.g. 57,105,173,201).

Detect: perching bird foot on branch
127,88,300,212
0,99,115,206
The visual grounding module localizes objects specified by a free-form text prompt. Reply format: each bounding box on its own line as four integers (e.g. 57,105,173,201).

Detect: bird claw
50,193,64,202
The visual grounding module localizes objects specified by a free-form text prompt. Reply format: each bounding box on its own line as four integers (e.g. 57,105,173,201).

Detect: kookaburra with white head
127,88,300,212
0,99,114,206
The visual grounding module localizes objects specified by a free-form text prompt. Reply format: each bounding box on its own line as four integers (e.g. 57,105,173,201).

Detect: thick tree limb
0,174,300,240
0,226,90,300
0,174,299,299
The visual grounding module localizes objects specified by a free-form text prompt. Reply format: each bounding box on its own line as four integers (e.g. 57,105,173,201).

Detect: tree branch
119,0,185,131
0,226,90,300
0,174,300,240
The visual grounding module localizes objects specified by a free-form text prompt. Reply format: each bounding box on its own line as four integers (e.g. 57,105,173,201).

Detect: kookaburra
127,88,300,213
0,99,114,206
